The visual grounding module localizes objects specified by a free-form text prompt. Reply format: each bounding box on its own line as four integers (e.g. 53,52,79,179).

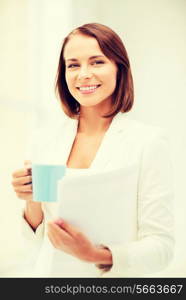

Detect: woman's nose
78,66,92,80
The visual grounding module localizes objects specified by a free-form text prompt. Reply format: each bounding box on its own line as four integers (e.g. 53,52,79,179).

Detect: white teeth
79,85,99,91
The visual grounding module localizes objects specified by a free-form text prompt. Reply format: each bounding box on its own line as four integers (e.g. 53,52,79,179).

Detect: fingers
48,222,70,239
12,173,32,192
14,183,32,193
24,161,32,175
12,175,32,186
48,221,64,233
47,222,71,247
48,228,69,251
16,191,33,201
53,219,64,227
12,168,31,178
53,219,83,240
12,163,33,201
24,160,32,169
47,221,92,260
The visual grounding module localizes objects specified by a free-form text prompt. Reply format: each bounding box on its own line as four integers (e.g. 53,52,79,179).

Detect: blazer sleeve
101,130,175,277
19,115,67,246
20,207,45,243
19,127,46,245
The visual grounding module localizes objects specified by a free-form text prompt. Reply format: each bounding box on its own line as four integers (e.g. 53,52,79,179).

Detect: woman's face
64,33,118,110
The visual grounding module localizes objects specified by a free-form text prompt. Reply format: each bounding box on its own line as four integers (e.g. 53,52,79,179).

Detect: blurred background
0,0,186,276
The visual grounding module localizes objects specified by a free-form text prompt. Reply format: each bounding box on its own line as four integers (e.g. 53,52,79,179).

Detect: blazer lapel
59,118,78,165
59,112,130,169
91,113,130,170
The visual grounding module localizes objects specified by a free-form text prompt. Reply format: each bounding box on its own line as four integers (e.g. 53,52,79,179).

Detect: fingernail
26,168,32,175
54,219,64,227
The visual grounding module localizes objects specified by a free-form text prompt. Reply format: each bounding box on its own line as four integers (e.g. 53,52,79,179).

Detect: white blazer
22,112,174,277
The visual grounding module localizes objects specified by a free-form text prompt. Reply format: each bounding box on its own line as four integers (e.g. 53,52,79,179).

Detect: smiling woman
55,23,133,119
63,34,118,110
11,23,174,278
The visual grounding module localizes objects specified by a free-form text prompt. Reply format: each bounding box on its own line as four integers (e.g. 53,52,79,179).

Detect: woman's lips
77,84,101,94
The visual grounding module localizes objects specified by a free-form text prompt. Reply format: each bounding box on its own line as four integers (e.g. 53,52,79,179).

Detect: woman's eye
67,64,79,68
92,60,105,65
66,61,105,69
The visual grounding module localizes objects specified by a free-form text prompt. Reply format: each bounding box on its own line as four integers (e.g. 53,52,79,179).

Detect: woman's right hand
12,160,43,230
12,160,33,201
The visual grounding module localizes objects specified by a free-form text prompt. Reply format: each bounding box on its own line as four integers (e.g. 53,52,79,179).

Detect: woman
12,23,174,277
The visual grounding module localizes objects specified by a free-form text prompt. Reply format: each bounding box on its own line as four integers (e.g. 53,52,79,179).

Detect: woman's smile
77,84,101,94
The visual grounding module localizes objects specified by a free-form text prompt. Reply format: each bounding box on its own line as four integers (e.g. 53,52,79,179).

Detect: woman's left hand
47,219,98,263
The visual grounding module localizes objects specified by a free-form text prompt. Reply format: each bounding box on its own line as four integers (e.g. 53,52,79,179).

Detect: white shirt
21,112,175,277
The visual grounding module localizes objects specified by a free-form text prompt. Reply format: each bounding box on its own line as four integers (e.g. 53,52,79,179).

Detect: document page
57,165,138,245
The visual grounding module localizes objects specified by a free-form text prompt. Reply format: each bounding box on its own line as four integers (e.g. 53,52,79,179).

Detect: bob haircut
55,23,134,119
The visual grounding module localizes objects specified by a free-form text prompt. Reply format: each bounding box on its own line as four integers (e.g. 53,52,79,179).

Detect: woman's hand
12,160,43,230
47,219,113,265
11,160,33,201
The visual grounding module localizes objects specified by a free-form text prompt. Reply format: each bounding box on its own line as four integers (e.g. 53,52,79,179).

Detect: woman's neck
77,108,113,136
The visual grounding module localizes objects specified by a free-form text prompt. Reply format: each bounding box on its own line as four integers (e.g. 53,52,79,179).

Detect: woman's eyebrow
66,55,105,62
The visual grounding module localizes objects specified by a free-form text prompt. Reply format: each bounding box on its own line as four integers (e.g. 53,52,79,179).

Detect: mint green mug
32,164,66,202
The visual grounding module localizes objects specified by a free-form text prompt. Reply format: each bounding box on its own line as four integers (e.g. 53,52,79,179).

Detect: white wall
0,0,186,276
0,0,30,275
0,0,73,276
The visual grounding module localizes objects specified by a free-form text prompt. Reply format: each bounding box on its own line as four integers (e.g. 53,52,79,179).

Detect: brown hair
55,23,134,118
